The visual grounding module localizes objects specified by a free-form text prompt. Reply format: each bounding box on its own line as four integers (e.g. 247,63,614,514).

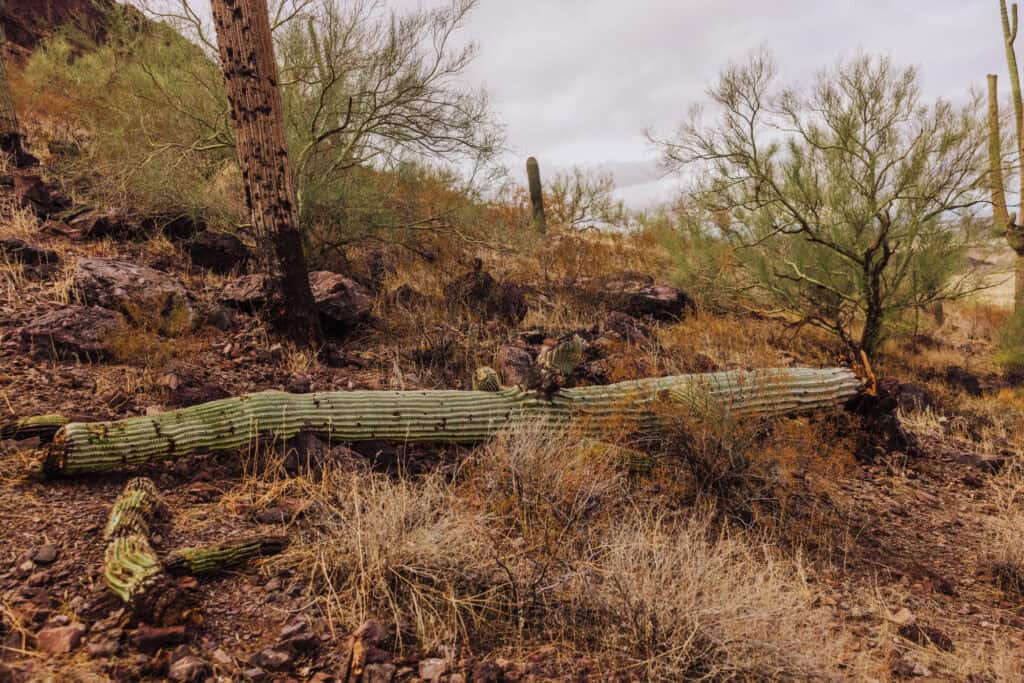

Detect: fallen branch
44,367,860,477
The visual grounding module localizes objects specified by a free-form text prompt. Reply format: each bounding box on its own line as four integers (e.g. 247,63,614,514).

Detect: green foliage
19,0,502,250
651,54,990,354
547,166,627,230
997,307,1024,370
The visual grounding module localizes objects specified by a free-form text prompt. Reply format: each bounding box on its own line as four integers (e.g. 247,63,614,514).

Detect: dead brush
986,460,1024,594
268,464,511,652
568,512,846,681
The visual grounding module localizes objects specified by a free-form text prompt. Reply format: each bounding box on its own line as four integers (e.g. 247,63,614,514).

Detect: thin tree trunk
211,0,322,347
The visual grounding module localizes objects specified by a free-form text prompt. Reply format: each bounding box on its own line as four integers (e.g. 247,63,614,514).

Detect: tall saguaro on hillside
211,0,322,346
989,0,1024,310
526,156,546,234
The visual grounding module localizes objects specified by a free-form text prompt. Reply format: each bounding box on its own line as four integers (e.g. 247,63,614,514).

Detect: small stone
449,674,465,683
264,577,282,592
254,507,287,525
243,667,267,682
211,647,233,666
419,657,448,682
32,544,58,565
86,637,120,658
251,647,291,670
886,607,914,626
168,655,211,682
36,623,86,654
911,662,932,677
132,623,186,651
363,662,397,683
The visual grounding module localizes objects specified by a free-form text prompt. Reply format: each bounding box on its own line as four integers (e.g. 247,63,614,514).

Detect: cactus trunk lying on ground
104,478,287,620
103,478,181,622
44,367,860,477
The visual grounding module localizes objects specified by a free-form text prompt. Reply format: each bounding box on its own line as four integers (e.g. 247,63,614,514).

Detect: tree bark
211,0,322,347
43,367,861,476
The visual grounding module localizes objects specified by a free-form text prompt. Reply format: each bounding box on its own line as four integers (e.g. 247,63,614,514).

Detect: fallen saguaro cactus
103,478,180,622
103,478,287,620
0,414,72,442
43,367,861,477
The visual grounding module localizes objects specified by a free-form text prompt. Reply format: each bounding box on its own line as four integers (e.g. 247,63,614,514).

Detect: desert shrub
996,306,1024,372
987,461,1024,594
568,513,842,681
650,53,990,354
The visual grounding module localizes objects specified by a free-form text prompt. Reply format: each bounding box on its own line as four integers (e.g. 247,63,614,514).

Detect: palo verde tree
546,166,627,230
211,0,322,346
132,0,501,248
651,54,989,355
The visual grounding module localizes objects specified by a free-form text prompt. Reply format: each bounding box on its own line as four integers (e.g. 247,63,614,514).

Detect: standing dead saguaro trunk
526,156,546,234
211,0,323,346
993,1,1024,310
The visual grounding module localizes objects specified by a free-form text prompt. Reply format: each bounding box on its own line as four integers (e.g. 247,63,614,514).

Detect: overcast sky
389,0,1000,208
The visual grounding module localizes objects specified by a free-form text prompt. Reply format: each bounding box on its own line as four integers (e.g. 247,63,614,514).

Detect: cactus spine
526,156,547,234
43,368,860,477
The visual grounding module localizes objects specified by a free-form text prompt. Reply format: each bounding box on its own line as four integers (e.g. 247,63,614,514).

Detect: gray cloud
392,0,999,206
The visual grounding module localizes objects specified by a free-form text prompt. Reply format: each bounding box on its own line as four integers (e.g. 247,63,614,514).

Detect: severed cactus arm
43,368,861,477
165,536,287,576
103,478,181,622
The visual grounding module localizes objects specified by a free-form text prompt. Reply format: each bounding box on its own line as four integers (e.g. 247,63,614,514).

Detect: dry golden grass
234,425,866,679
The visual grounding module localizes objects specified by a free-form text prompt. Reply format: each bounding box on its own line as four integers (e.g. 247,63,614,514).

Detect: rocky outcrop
308,271,374,334
444,263,528,324
0,238,59,266
578,272,694,321
72,257,196,331
220,271,373,335
187,232,251,273
20,306,122,359
13,173,71,218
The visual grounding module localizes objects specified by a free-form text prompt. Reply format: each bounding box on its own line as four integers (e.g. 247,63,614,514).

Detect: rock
13,172,71,218
254,507,287,525
131,624,186,651
0,238,59,266
250,647,291,670
886,607,915,626
72,257,196,331
444,265,528,324
167,383,232,409
202,303,237,331
168,655,211,682
418,658,448,682
604,311,650,342
363,663,397,683
876,379,938,413
495,344,537,388
86,637,120,658
242,667,267,681
32,544,58,565
155,213,207,241
188,232,251,273
220,274,270,311
51,207,147,240
36,623,86,654
20,305,123,359
583,272,694,320
211,648,233,666
898,623,954,652
308,271,373,335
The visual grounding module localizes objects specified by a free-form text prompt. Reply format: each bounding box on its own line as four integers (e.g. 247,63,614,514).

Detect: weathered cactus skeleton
44,367,861,477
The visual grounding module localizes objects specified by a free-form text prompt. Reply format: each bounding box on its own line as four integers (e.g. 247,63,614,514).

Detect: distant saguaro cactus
989,0,1024,309
526,156,547,234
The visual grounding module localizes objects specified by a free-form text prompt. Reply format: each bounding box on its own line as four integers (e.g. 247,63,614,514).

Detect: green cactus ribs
43,367,862,477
